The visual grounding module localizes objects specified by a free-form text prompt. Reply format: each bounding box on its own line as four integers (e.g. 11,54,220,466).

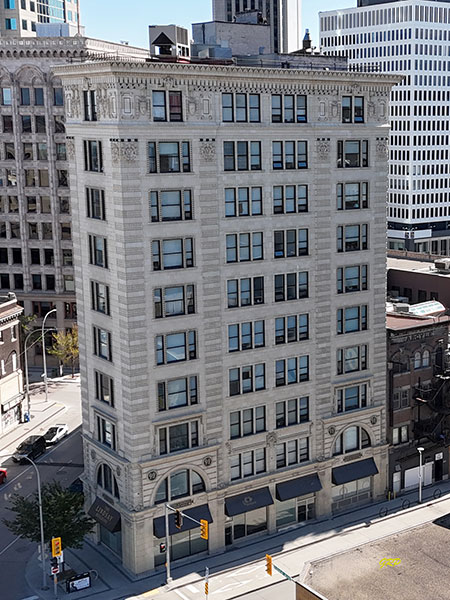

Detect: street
0,428,83,600
0,378,82,600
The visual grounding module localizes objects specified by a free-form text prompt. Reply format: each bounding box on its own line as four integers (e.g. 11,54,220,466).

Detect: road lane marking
186,584,199,593
174,591,190,600
0,533,22,556
20,596,39,600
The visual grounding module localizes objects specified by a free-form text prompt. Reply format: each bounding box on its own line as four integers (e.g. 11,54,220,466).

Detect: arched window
414,351,421,370
155,469,205,504
422,350,430,368
333,426,371,456
97,464,120,499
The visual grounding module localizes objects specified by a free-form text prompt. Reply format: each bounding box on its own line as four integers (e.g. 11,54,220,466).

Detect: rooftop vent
434,258,450,273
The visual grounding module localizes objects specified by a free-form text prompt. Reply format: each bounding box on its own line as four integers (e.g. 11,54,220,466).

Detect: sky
81,1,353,49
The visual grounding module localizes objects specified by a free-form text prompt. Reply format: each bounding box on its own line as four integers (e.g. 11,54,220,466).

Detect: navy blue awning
153,504,213,538
276,473,322,502
332,458,379,486
224,486,273,517
88,497,121,533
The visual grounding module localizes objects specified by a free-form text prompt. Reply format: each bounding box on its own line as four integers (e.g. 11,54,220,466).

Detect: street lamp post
42,308,57,403
0,454,47,590
23,328,56,417
418,446,425,503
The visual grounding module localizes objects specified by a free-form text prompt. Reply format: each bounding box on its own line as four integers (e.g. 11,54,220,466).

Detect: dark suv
12,436,46,463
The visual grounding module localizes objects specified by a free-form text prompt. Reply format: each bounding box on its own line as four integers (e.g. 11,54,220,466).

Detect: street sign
52,537,62,557
51,565,60,575
66,572,92,593
273,563,293,582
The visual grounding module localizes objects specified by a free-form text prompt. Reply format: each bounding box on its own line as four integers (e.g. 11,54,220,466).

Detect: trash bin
24,411,30,423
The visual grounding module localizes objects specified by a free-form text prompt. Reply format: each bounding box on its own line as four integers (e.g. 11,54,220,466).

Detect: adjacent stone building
0,292,24,434
0,36,149,365
387,308,450,494
55,55,399,574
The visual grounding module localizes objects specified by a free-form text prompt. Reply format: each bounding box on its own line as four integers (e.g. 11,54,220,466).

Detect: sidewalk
0,375,80,465
24,479,450,600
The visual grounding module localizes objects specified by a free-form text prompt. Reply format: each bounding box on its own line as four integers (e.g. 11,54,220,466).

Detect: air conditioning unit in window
434,259,450,273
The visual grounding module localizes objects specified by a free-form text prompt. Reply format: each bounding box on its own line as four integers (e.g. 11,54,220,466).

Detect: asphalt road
0,428,83,600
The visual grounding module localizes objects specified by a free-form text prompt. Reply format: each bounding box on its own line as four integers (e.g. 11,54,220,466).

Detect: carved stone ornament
199,141,216,162
111,141,121,164
66,139,75,159
148,470,157,481
225,441,232,454
203,456,213,467
316,139,331,161
116,466,121,477
122,142,138,162
90,449,96,461
328,426,336,436
266,432,277,446
370,416,378,425
376,138,389,158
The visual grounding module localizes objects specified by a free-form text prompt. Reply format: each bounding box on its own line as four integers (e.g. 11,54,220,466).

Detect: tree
48,326,79,377
19,313,37,336
3,481,95,549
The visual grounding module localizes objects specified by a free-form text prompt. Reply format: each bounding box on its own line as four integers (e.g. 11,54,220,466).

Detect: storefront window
154,528,207,566
226,507,267,543
100,525,122,557
331,476,372,512
276,496,315,529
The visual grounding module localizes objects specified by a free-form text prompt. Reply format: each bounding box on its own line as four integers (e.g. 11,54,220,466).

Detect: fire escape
414,356,450,445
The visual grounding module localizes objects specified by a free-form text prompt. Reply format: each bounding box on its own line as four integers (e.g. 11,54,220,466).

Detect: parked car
43,424,69,446
0,468,7,484
12,436,46,463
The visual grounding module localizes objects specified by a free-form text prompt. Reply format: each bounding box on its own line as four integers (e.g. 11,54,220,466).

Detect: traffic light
175,510,183,530
265,554,273,576
50,557,58,569
159,542,166,553
200,519,209,540
52,537,62,557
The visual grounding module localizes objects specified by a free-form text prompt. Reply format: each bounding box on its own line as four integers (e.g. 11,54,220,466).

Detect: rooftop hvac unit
434,259,450,272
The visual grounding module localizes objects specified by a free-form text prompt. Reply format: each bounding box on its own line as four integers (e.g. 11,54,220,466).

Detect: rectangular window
148,141,191,173
96,415,116,450
32,275,41,290
20,87,30,106
150,190,192,222
34,88,44,106
156,330,196,365
93,326,112,361
272,141,308,169
152,238,194,270
276,397,309,428
158,376,198,411
154,285,195,318
228,320,265,352
2,115,13,133
276,438,309,468
337,305,368,334
275,314,309,344
35,115,46,133
53,87,64,106
152,91,183,122
343,96,364,123
91,281,110,315
274,272,308,302
273,185,308,214
95,370,114,406
83,90,97,121
393,425,409,445
159,421,199,455
271,94,307,123
54,116,65,133
337,383,368,413
337,224,368,252
230,406,266,439
225,187,262,217
227,276,264,308
226,232,263,263
337,182,368,210
337,344,368,374
230,448,266,480
55,142,66,161
222,93,260,122
223,141,261,171
86,188,105,220
229,363,265,396
88,234,108,268
5,18,17,30
1,88,12,106
337,265,368,293
274,229,308,258
22,115,32,133
337,140,369,168
275,356,309,387
83,140,103,173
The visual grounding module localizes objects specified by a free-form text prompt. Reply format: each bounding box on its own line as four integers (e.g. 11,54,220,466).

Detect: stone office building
55,54,399,574
0,36,149,365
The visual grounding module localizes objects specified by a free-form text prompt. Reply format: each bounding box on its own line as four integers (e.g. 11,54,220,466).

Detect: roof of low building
386,312,450,331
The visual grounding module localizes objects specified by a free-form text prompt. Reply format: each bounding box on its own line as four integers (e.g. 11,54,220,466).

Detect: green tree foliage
19,313,37,336
48,326,79,377
3,481,94,549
